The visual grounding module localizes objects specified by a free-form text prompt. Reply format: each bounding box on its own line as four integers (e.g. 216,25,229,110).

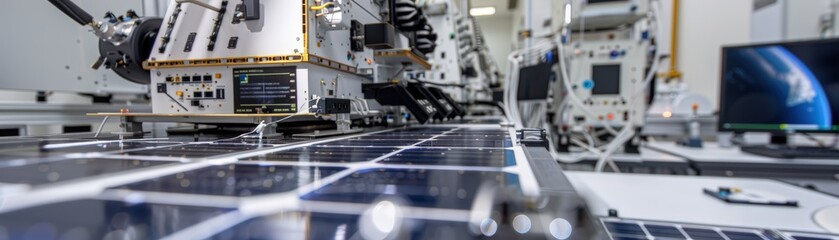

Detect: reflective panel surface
0,199,230,239
302,168,520,209
121,143,273,158
0,158,175,185
112,165,346,196
243,146,399,163
379,148,516,167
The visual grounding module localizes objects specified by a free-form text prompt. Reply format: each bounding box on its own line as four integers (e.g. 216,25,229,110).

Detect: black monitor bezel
717,37,839,134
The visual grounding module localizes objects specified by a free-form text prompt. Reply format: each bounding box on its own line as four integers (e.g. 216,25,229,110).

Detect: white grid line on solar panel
0,140,188,167
232,159,514,171
159,127,469,239
101,143,284,159
87,127,469,204
161,200,475,240
0,125,520,240
601,218,776,240
236,146,513,166
0,128,402,214
0,124,520,239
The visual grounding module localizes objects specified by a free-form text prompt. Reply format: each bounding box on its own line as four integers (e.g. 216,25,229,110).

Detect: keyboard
741,145,839,159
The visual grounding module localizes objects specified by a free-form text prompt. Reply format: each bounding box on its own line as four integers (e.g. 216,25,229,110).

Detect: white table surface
565,171,839,233
556,146,688,164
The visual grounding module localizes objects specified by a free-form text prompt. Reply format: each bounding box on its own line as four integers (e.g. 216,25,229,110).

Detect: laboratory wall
752,0,838,42
671,0,752,110
476,16,514,74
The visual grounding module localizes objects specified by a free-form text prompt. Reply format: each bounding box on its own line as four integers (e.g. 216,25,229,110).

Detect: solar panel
379,148,515,167
682,227,725,240
315,139,423,147
111,165,346,196
790,236,833,240
121,143,273,158
784,231,839,240
0,158,175,185
722,230,765,240
0,199,231,239
600,218,809,240
644,224,686,239
242,146,399,163
209,212,475,240
603,221,646,237
0,124,611,239
416,139,511,148
302,168,520,210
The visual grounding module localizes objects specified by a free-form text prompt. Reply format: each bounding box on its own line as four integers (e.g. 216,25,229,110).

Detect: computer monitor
517,62,553,101
719,38,839,134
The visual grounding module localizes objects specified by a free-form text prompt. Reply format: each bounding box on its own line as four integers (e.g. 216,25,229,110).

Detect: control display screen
720,39,839,133
233,66,297,114
592,64,621,95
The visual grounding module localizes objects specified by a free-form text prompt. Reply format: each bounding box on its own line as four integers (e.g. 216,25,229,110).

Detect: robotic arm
46,0,162,85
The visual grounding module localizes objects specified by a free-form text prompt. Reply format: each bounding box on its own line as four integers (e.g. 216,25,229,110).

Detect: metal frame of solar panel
0,123,606,239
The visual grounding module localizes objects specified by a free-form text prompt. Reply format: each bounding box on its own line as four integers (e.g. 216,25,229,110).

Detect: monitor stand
739,133,839,159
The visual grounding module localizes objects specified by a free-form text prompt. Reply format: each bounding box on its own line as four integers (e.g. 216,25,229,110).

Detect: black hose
409,78,466,88
47,0,94,26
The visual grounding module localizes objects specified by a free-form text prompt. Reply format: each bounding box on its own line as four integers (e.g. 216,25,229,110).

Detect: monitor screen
592,64,621,95
719,38,839,133
517,62,553,100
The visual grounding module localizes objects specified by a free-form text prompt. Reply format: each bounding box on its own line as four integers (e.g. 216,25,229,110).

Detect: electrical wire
409,79,467,88
215,98,317,143
93,116,110,138
310,1,335,11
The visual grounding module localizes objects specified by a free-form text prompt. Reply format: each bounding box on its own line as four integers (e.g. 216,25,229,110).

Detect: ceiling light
470,6,496,16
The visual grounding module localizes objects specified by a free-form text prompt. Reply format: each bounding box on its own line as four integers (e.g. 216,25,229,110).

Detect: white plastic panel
0,1,150,94
151,63,368,114
564,39,648,127
150,0,305,60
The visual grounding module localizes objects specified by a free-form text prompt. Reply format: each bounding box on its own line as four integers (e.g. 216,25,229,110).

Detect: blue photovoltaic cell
790,236,832,240
416,139,508,148
644,224,686,239
368,132,441,137
379,148,515,167
612,236,649,240
0,139,100,162
209,212,475,240
603,222,646,236
0,158,175,185
0,199,231,239
120,143,273,158
315,139,422,147
385,128,453,135
302,168,519,209
433,135,507,140
352,135,428,140
682,227,725,240
242,146,399,163
721,231,765,240
112,165,345,196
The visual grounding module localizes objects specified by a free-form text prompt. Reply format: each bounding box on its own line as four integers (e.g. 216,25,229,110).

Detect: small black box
316,98,352,114
364,23,396,49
